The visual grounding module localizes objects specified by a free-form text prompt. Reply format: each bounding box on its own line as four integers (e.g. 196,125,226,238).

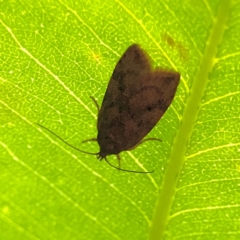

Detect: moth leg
128,138,162,151
90,96,100,114
82,138,97,143
139,138,162,145
117,154,121,170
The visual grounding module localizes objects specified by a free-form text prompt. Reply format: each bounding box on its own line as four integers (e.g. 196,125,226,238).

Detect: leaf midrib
149,0,232,239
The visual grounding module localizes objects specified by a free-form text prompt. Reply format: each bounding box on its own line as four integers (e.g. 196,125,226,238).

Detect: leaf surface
0,0,239,239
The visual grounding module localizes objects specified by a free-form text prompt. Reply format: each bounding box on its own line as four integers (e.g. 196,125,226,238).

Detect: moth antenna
104,157,154,174
36,123,98,156
36,123,154,173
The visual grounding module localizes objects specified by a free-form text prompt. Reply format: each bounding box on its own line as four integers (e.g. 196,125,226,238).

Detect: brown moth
37,44,180,173
96,44,180,162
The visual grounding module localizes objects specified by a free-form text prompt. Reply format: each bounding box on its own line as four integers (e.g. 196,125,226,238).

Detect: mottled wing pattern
97,44,180,156
98,44,151,118
124,70,180,149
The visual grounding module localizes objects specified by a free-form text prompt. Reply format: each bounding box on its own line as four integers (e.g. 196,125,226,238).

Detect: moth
37,44,180,173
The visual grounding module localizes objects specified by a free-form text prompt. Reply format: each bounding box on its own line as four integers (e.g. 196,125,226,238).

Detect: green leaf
0,0,239,239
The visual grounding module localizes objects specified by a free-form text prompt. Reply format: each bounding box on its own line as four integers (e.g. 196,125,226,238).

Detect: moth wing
122,70,180,150
98,44,151,130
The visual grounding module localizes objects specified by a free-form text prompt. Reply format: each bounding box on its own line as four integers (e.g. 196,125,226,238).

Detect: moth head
97,152,107,160
97,135,120,157
98,146,116,159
